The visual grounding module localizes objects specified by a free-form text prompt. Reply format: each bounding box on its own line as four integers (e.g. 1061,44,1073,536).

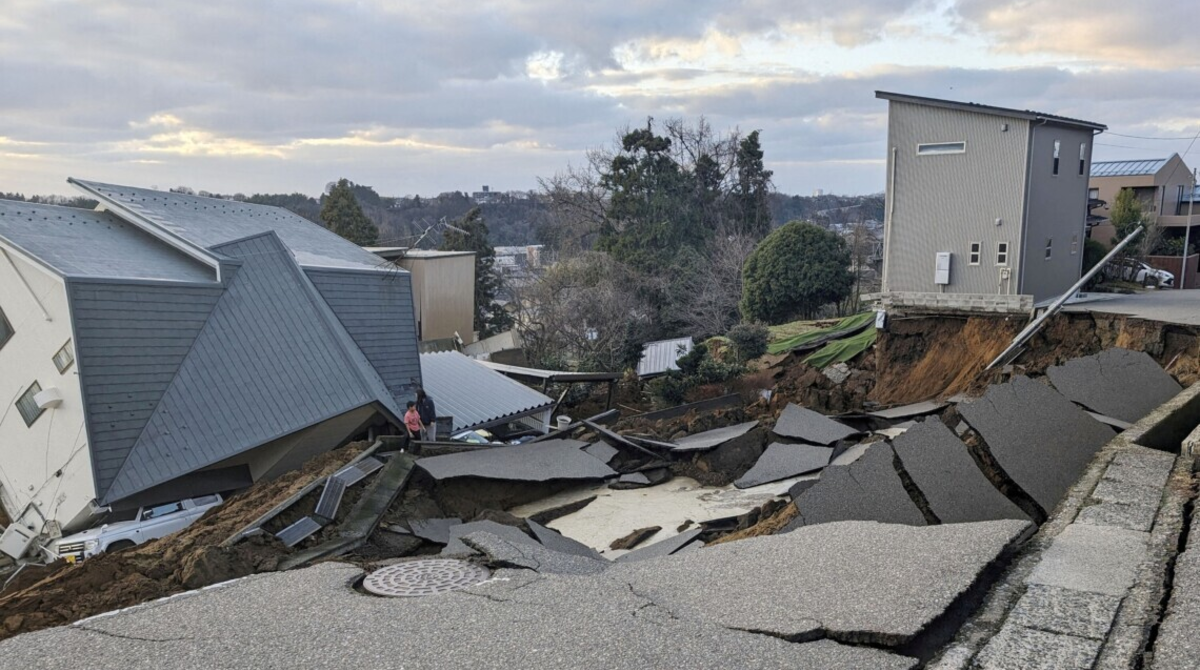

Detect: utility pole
1184,168,1196,289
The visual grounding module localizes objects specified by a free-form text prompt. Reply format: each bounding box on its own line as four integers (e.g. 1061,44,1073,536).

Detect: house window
917,141,966,155
1053,140,1061,176
1071,235,1079,255
16,382,43,427
997,242,1009,266
0,307,11,352
1045,238,1053,261
1078,143,1086,176
1089,188,1099,200
969,242,981,265
53,340,74,374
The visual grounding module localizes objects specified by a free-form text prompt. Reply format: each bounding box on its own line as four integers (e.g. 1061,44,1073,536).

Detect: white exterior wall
0,247,95,534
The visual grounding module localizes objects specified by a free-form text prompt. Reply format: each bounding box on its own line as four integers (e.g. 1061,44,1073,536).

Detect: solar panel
276,517,322,548
314,477,347,521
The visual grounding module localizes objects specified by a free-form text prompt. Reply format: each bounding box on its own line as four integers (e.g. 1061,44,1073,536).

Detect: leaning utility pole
1184,168,1196,289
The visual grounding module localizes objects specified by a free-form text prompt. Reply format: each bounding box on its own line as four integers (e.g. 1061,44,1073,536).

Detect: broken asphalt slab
957,376,1115,516
462,532,610,576
1045,348,1182,424
733,442,832,489
441,520,542,556
669,420,759,452
581,441,619,464
891,419,1029,523
785,443,927,530
526,519,604,561
868,400,947,420
4,561,921,670
417,439,617,483
773,403,860,445
610,519,1033,653
614,528,703,563
408,517,461,544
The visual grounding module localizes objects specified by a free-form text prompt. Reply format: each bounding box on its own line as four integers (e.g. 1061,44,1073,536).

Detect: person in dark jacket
416,389,437,441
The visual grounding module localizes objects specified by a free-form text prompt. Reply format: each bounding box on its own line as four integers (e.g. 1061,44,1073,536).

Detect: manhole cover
362,559,491,597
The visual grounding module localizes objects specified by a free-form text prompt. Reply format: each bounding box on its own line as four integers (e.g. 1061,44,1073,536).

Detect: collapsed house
0,181,421,537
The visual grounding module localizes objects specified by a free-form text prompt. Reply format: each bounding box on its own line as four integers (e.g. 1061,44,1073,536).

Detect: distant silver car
50,494,223,563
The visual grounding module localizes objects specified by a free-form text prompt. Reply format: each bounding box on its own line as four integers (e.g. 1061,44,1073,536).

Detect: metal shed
420,351,554,434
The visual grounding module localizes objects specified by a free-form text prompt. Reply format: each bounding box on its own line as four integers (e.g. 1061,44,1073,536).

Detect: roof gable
101,232,395,503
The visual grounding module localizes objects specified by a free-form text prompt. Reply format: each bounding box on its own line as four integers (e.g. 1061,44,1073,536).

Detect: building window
1089,187,1099,200
53,340,74,374
969,242,981,265
917,141,966,155
0,307,11,352
1052,140,1061,176
1071,235,1079,255
997,242,1009,266
1078,143,1086,176
16,382,44,427
1045,238,1053,261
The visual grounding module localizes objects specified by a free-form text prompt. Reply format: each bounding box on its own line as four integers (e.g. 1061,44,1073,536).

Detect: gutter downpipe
1184,168,1196,289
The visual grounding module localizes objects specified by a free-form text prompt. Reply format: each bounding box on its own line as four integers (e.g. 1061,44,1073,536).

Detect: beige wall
399,254,476,343
882,101,1030,296
0,246,96,534
1090,155,1195,245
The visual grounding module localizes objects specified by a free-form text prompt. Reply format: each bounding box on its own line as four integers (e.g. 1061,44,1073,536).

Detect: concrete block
1076,501,1158,533
1026,524,1149,596
974,625,1101,670
1008,584,1122,640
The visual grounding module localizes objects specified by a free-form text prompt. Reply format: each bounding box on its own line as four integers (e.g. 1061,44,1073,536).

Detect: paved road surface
1066,290,1200,326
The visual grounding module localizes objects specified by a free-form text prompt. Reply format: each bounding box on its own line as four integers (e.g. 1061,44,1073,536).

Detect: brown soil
870,316,1023,405
0,442,369,641
708,502,800,545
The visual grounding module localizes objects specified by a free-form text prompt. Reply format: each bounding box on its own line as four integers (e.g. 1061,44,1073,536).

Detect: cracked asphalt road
0,520,1030,670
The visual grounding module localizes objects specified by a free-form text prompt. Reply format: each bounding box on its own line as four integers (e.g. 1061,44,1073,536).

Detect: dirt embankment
0,442,368,641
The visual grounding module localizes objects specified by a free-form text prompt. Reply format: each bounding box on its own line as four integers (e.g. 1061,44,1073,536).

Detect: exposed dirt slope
0,442,367,641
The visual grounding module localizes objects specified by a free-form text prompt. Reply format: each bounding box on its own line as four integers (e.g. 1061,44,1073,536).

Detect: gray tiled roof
101,233,390,502
1090,158,1170,178
70,179,394,272
420,351,554,432
0,199,213,281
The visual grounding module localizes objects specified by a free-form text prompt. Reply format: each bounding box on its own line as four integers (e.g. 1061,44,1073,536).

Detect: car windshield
141,502,184,520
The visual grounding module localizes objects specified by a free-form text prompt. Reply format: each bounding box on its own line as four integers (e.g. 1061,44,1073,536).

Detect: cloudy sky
2,0,1198,198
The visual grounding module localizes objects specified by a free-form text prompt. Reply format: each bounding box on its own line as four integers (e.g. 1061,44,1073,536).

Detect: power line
1107,132,1200,141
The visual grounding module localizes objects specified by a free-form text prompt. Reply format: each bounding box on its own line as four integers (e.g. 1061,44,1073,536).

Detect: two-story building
1087,155,1198,287
877,91,1106,310
0,180,422,539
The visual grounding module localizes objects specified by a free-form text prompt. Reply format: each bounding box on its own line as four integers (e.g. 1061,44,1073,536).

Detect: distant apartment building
1088,154,1196,246
877,91,1106,308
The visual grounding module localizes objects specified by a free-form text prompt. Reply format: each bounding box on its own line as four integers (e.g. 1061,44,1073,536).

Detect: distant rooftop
876,91,1107,132
1091,157,1172,178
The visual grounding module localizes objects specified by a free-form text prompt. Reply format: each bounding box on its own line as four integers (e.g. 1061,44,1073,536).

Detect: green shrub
726,323,769,362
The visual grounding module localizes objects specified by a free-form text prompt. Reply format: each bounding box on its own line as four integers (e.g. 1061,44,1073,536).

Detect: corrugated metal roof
420,351,554,432
0,200,214,281
637,337,694,377
70,179,394,273
1090,158,1170,178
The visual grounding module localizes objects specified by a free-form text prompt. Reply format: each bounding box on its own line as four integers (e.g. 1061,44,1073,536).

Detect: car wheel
105,540,136,553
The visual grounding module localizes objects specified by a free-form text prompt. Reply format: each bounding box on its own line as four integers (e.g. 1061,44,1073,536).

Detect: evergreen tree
731,130,774,239
440,207,513,337
320,178,378,246
740,221,853,323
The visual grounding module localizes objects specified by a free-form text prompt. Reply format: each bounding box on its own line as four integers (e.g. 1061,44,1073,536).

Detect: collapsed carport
419,351,555,438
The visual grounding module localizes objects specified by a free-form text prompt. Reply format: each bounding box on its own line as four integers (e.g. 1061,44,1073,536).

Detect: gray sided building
0,181,420,533
877,91,1106,306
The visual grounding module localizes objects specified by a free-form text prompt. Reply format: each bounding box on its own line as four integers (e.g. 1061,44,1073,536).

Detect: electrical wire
1108,132,1200,141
